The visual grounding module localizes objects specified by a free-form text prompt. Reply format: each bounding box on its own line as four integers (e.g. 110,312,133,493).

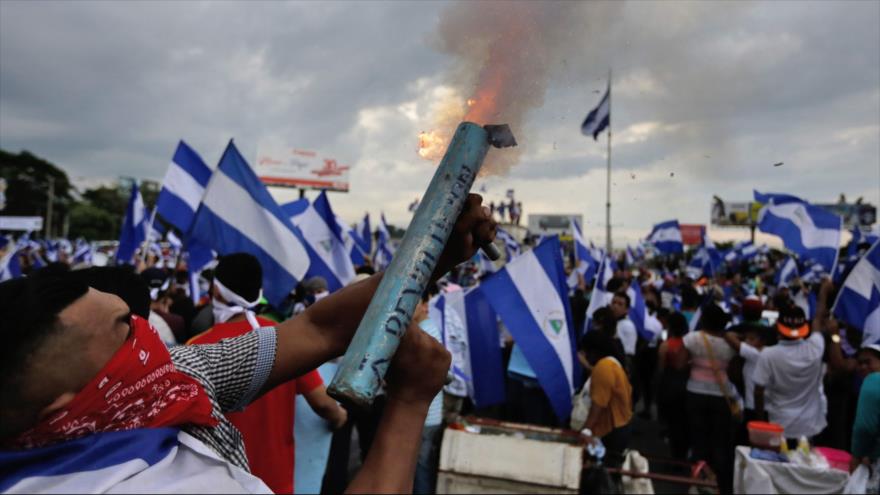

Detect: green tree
0,149,74,236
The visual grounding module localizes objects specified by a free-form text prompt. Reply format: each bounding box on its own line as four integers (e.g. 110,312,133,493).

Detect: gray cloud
1,0,877,241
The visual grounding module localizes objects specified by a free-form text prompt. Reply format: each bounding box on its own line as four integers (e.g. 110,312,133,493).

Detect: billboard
0,216,43,231
680,224,706,245
254,145,350,192
711,195,876,229
710,197,762,227
527,214,583,235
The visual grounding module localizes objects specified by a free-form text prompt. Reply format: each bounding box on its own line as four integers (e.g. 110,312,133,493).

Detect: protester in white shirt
753,305,827,442
610,292,637,357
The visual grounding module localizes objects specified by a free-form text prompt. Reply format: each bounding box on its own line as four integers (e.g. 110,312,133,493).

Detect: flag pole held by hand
327,122,514,408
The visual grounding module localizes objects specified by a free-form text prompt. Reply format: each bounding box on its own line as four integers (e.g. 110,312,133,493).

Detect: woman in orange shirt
581,327,633,464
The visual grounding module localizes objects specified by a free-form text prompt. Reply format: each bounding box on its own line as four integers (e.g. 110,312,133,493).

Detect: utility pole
45,176,55,238
605,68,613,255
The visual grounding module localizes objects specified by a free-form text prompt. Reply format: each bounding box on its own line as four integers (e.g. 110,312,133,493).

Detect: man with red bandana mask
0,194,496,494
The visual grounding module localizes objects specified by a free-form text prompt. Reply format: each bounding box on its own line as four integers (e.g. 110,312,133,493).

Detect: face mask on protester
9,314,218,450
211,279,262,330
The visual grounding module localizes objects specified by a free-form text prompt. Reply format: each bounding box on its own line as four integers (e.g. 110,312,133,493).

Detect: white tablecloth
733,446,849,494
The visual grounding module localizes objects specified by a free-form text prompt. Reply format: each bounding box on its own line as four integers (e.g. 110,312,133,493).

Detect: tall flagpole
605,68,612,255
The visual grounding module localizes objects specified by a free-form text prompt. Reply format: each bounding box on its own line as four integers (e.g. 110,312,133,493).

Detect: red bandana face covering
11,314,218,449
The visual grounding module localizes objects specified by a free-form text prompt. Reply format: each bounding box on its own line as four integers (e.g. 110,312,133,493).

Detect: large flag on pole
156,141,213,233
189,141,310,306
115,183,147,264
479,237,579,421
581,83,610,140
755,190,841,273
647,220,684,255
832,240,880,344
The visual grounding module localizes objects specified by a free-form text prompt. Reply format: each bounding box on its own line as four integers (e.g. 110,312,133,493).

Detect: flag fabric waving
437,288,506,408
832,240,880,344
0,428,270,493
372,214,394,270
647,220,683,255
581,83,610,140
479,237,579,421
755,190,842,273
288,191,356,292
776,256,799,287
355,213,372,256
189,141,310,307
156,141,213,233
115,183,147,265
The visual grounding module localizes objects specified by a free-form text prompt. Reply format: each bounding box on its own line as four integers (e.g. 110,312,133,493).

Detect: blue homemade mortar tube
327,122,513,408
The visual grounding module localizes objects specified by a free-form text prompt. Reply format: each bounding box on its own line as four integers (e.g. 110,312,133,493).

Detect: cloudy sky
1,0,878,245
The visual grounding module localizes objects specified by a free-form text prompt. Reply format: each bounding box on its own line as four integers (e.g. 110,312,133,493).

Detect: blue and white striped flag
755,190,842,274
71,239,93,265
115,183,147,265
776,256,799,286
335,216,367,267
496,227,521,261
0,248,22,281
156,141,213,233
479,237,579,421
585,254,616,331
571,217,598,285
437,288,506,408
0,428,271,493
355,213,372,256
832,240,880,343
189,141,310,306
288,191,356,292
647,219,683,255
627,279,662,340
372,214,394,270
581,83,610,140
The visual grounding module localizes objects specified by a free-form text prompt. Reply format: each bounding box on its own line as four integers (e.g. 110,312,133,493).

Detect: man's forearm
263,273,385,392
346,398,429,494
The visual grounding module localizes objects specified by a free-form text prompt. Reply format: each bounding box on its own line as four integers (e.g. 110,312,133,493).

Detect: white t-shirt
617,319,638,356
752,332,827,438
739,342,762,410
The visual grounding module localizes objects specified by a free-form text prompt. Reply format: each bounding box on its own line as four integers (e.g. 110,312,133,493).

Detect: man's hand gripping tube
327,122,514,408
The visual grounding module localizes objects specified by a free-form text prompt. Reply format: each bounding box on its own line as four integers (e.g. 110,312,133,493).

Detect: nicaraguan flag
71,239,93,265
355,213,372,256
437,288,506,407
189,141,310,306
0,428,271,493
627,279,662,340
0,248,22,281
581,83,610,140
776,256,799,286
479,237,579,420
335,216,367,267
288,191,356,292
754,190,804,205
496,227,521,261
647,219,683,255
755,190,841,273
832,240,880,343
156,141,213,233
585,253,616,331
372,214,394,270
115,183,147,265
570,217,599,285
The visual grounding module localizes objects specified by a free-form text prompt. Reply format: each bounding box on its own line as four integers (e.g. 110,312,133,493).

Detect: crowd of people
1,199,879,494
